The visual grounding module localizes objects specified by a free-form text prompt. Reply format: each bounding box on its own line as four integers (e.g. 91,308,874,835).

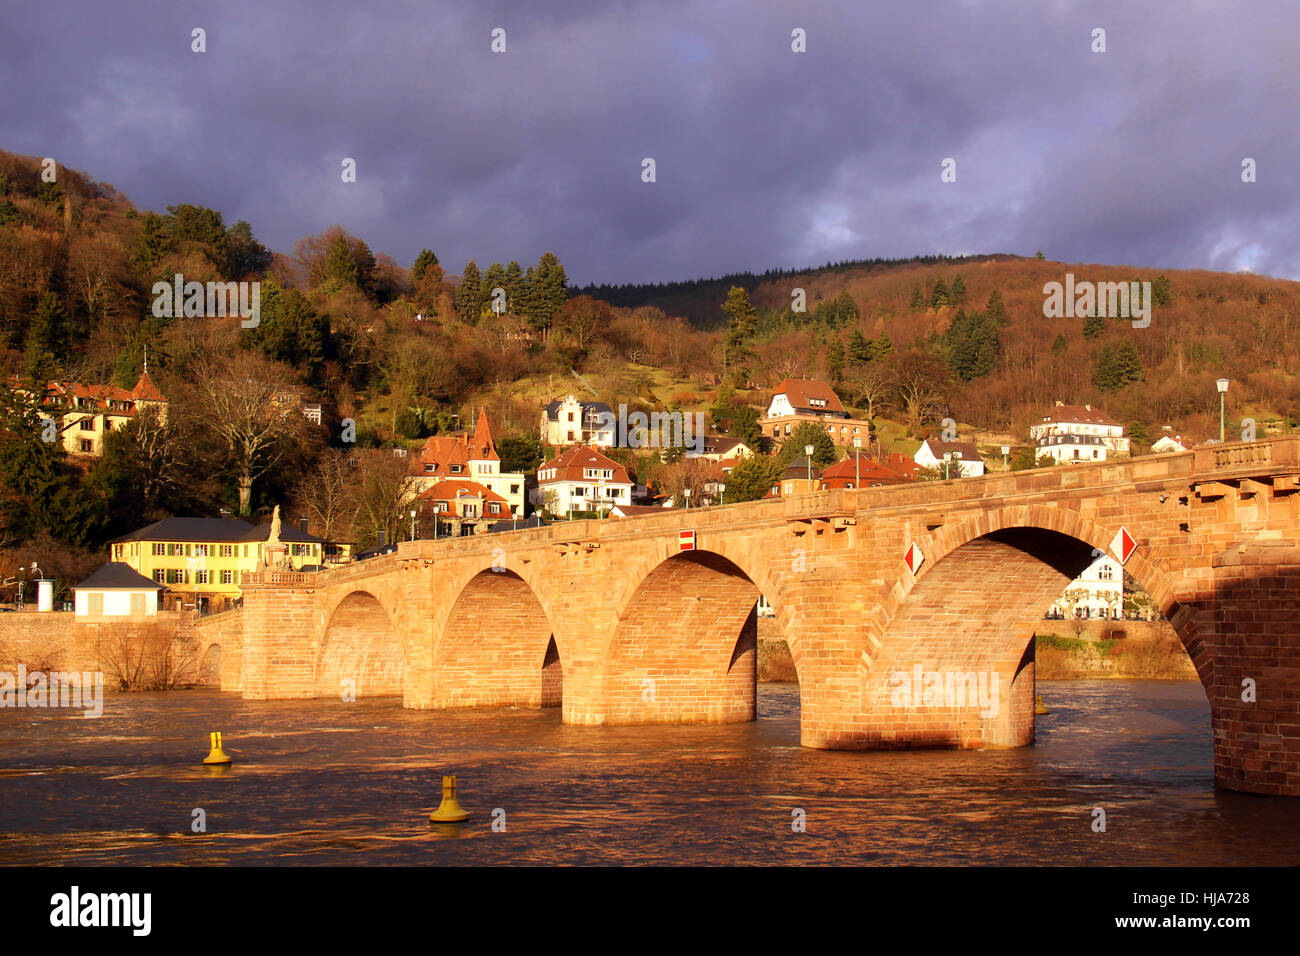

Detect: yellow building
9,370,168,457
109,516,325,612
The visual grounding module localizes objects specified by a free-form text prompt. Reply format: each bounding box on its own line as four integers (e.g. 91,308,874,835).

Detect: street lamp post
1001,444,1010,471
410,508,417,542
804,444,814,489
853,436,862,488
1217,378,1230,442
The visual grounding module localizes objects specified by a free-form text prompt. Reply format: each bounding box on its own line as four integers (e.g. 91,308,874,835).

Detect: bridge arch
430,566,561,709
860,506,1209,749
599,548,782,725
315,590,404,699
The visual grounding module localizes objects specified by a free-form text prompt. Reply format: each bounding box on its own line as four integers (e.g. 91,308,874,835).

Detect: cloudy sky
4,0,1297,284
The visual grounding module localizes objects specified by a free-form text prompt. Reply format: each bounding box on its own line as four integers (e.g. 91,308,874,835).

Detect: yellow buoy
202,731,232,765
429,774,470,823
1035,694,1050,715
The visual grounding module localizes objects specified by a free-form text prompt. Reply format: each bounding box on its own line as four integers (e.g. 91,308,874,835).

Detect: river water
1,680,1298,866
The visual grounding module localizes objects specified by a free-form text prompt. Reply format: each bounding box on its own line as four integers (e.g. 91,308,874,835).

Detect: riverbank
755,617,1197,682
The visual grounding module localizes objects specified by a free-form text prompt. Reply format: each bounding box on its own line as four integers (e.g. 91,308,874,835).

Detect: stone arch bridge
214,439,1300,796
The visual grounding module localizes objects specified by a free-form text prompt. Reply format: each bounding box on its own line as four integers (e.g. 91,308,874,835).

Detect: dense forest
1,148,1297,593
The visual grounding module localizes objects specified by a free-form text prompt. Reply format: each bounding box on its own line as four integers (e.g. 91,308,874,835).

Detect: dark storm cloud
2,0,1296,283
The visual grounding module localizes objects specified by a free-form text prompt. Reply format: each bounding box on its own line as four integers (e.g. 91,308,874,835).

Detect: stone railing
240,570,317,587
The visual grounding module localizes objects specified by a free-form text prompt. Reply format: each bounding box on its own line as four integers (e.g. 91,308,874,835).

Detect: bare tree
349,450,414,547
191,347,311,515
843,360,894,420
293,448,355,542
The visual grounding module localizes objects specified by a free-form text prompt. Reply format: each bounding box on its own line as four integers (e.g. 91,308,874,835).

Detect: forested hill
571,254,1014,327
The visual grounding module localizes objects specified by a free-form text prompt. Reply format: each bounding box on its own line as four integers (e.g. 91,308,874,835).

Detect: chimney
1085,404,1092,411
299,518,309,535
377,529,387,547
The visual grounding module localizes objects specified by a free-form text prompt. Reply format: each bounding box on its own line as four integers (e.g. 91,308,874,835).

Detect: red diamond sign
679,530,696,552
1109,527,1137,565
904,542,924,575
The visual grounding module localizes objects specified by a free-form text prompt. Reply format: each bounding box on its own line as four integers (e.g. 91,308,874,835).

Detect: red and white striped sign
1110,527,1137,565
679,530,696,551
904,542,924,575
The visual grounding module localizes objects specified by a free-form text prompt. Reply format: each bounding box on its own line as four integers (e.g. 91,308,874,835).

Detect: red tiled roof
921,439,984,462
131,371,165,402
414,479,509,505
410,411,502,476
820,454,910,487
538,444,632,484
771,378,846,414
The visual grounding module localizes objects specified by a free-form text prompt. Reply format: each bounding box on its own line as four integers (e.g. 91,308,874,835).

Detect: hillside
1,145,1297,585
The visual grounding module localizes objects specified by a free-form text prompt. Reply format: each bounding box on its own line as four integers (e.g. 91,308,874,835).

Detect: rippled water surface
2,681,1298,865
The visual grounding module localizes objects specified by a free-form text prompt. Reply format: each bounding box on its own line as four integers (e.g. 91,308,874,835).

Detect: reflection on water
1,681,1298,865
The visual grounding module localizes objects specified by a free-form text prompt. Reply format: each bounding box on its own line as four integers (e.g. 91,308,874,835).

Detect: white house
408,410,525,516
1047,554,1123,621
914,439,986,477
1030,402,1130,463
1151,434,1188,454
534,444,634,517
540,395,617,447
73,562,164,617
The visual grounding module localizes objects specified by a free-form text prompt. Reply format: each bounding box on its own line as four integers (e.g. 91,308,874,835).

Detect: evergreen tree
826,338,845,384
950,274,966,302
721,286,758,379
724,456,781,503
870,333,895,360
531,252,568,335
1082,312,1106,339
482,263,507,316
1051,332,1068,354
909,284,925,312
777,421,836,468
23,293,68,382
848,327,872,364
930,278,949,310
1152,273,1174,306
455,259,482,324
411,248,439,283
1092,344,1120,391
225,221,271,280
1113,339,1145,385
943,309,1000,381
132,212,172,275
834,289,859,324
985,289,1006,325
504,261,523,308
322,234,360,291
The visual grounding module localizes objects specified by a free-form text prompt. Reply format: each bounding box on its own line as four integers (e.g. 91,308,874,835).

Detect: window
489,503,500,514
153,569,165,584
425,464,436,472
195,544,208,557
152,543,164,556
451,464,462,474
166,569,185,584
195,570,210,584
87,593,103,615
574,487,586,496
243,545,249,557
220,545,233,558
114,545,123,559
221,570,233,585
80,439,93,453
567,412,574,421
80,418,94,431
510,484,520,494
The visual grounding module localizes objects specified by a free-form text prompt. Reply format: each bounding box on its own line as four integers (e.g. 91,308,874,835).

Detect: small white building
914,439,986,477
1047,554,1123,621
73,563,164,617
540,396,617,447
1151,434,1188,454
534,444,634,517
1030,402,1130,463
